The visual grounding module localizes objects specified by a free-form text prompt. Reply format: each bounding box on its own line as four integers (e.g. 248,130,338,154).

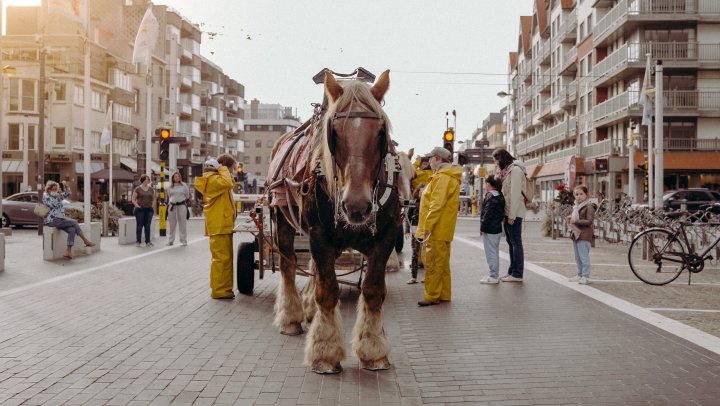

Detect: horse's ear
408,148,414,160
324,71,344,103
370,70,390,102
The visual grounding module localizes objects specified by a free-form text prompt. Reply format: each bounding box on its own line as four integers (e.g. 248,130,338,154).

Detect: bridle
320,109,400,234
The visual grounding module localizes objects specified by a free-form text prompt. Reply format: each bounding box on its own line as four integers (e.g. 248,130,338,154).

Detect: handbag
34,203,50,218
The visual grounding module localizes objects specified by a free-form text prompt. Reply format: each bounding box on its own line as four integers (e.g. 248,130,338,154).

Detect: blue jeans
483,233,502,279
47,217,84,246
503,217,524,278
573,240,591,278
134,207,153,243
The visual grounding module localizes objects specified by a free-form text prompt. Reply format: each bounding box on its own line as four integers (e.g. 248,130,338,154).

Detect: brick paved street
1,218,719,405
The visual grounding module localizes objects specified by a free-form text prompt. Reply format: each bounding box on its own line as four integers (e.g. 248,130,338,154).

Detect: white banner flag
638,56,653,126
100,101,113,147
132,8,159,65
47,0,86,25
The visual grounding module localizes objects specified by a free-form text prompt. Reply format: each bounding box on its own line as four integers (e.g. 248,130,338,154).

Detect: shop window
55,128,65,146
8,123,20,150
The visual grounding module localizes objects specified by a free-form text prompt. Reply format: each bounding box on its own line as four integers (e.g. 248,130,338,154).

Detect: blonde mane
311,80,393,199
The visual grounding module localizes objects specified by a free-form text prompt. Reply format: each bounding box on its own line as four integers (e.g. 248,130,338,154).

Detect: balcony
560,81,578,109
544,120,576,147
520,113,533,133
538,68,551,92
527,131,545,153
516,139,528,156
637,137,720,151
593,91,634,127
180,47,193,65
558,9,577,43
546,146,578,163
179,103,192,118
180,76,193,91
584,139,614,158
559,46,577,74
519,90,532,107
593,0,720,46
595,89,720,127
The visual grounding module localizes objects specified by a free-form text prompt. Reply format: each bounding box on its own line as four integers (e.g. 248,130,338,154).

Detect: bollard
680,200,687,212
102,204,109,237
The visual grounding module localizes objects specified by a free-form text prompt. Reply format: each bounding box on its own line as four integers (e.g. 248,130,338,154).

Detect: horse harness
266,108,402,236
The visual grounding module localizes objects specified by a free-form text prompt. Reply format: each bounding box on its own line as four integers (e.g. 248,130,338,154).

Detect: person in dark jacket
566,185,595,285
480,175,506,284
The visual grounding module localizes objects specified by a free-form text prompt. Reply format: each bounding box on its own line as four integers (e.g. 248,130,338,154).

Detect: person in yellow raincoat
415,147,461,306
407,157,433,284
195,154,237,299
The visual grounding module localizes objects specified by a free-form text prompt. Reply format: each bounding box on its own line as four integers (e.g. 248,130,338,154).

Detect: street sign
461,148,494,165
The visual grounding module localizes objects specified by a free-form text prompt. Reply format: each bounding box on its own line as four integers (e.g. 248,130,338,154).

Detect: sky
4,0,530,156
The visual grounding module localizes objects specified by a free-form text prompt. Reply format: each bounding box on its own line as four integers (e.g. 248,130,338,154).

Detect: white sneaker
578,277,589,285
181,241,187,246
568,275,581,282
166,241,174,246
480,276,499,284
501,275,523,283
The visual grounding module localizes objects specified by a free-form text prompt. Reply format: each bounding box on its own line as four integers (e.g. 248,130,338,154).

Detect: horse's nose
341,200,373,224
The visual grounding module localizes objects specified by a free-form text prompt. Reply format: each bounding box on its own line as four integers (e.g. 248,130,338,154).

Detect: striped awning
1,161,24,173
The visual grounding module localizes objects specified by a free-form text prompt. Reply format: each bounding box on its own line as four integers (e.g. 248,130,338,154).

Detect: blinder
326,111,388,158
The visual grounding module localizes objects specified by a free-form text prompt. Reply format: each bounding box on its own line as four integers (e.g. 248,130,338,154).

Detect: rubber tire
1,214,10,228
628,228,685,286
395,229,404,253
237,240,257,295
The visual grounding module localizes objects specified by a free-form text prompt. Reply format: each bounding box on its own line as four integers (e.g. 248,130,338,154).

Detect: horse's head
397,148,416,201
319,70,391,225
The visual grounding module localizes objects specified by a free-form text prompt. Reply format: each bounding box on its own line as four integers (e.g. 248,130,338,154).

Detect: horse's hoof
280,322,303,336
311,361,342,374
360,357,391,371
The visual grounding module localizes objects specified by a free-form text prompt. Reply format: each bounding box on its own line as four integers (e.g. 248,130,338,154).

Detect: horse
268,70,400,374
385,148,416,271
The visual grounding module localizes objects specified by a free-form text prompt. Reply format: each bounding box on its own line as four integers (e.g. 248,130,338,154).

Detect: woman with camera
42,180,96,259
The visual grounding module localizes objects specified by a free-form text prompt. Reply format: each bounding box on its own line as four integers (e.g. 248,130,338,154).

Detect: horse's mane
312,79,393,199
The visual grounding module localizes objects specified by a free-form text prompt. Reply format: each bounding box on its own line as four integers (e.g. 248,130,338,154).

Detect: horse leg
352,249,392,371
301,259,318,324
304,244,345,374
273,208,304,336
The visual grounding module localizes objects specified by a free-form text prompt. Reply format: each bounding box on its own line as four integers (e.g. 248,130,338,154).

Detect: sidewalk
0,219,719,404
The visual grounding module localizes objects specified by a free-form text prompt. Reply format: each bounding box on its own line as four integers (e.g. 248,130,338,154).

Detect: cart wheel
395,230,404,253
237,240,257,295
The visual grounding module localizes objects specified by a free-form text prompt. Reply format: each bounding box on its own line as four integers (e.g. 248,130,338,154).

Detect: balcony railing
584,139,613,158
594,0,720,43
558,8,577,42
546,146,578,163
516,140,528,155
594,91,631,123
637,137,720,151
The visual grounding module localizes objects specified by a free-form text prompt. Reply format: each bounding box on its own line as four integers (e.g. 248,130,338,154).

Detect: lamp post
205,90,224,160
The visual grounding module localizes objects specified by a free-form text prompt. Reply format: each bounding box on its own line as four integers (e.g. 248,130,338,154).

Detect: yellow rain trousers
195,166,237,298
415,164,461,303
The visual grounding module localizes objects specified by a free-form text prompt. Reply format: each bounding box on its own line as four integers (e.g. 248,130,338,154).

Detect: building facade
505,0,720,204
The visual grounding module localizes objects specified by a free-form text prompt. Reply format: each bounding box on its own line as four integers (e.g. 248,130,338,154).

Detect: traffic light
236,163,245,182
443,128,455,156
155,127,171,161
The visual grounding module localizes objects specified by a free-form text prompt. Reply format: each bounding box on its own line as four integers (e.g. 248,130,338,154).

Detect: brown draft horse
270,70,400,374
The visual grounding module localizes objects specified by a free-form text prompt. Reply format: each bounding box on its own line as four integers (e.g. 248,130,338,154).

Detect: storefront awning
74,162,105,174
536,157,584,179
119,156,161,174
1,160,24,173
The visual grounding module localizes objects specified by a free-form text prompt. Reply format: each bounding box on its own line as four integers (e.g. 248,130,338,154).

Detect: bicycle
628,208,720,285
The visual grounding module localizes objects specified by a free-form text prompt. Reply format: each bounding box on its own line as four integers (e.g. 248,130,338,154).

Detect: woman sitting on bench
42,180,96,259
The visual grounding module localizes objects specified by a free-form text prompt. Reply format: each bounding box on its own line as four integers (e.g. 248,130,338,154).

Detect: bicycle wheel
628,229,686,285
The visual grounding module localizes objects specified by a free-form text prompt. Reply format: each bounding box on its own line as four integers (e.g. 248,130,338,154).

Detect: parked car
1,192,82,228
663,188,720,213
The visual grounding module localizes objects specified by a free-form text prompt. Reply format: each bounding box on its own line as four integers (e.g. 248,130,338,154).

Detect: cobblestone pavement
0,219,719,405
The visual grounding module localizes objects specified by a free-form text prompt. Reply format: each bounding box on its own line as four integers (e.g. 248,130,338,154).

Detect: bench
117,217,159,245
43,222,102,261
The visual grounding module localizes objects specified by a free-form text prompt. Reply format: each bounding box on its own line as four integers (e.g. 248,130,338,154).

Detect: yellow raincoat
195,166,237,298
415,163,461,303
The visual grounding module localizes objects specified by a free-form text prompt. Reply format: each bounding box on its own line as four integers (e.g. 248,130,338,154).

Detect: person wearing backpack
492,148,527,283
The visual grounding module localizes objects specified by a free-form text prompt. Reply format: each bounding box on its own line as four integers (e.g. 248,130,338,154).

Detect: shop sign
47,153,72,163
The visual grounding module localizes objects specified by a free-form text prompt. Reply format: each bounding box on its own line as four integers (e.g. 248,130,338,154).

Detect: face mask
50,191,58,197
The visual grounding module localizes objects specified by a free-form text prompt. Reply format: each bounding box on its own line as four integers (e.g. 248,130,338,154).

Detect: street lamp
204,90,225,160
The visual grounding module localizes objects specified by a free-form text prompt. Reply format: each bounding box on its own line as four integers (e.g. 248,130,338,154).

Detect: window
113,104,132,125
113,69,132,91
92,131,102,150
255,156,261,164
255,140,262,148
55,83,66,102
133,89,140,113
73,128,84,148
91,91,105,111
27,125,36,150
55,128,65,145
8,79,36,111
244,140,250,147
8,124,20,150
74,86,84,105
267,140,274,148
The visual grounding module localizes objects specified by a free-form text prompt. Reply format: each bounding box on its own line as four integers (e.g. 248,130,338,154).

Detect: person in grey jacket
166,171,190,246
42,180,96,259
479,175,506,284
567,185,595,284
493,148,527,283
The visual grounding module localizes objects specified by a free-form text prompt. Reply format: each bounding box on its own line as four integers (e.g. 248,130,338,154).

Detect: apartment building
0,0,247,202
506,0,720,204
241,99,301,192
